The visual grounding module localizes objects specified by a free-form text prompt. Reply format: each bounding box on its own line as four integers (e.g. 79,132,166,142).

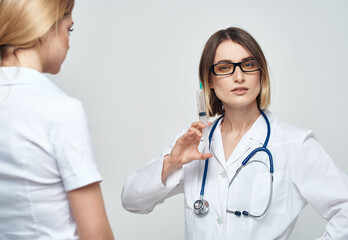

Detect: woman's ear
209,79,214,89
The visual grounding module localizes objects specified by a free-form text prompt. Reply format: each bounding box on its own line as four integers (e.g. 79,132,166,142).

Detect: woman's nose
232,66,245,83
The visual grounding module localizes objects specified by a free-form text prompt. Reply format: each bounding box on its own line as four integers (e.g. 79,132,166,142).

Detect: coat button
219,170,227,178
216,217,223,225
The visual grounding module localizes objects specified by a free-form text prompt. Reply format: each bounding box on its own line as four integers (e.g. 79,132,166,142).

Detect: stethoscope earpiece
193,199,209,216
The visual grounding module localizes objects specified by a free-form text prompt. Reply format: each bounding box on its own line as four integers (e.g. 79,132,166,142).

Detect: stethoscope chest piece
193,199,209,216
193,110,274,218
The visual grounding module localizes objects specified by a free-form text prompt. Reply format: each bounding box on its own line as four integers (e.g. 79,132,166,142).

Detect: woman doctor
122,27,348,239
0,0,113,239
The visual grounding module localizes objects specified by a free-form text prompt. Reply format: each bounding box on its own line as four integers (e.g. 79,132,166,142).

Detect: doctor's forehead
213,40,253,63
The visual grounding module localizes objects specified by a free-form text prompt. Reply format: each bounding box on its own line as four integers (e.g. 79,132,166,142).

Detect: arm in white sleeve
53,99,102,191
292,132,348,240
121,132,185,214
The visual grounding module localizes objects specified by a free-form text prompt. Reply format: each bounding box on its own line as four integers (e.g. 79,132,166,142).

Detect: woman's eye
68,28,74,34
243,60,258,70
218,64,232,72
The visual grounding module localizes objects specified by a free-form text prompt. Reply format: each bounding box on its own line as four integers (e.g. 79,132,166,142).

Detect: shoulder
37,88,86,125
57,96,85,113
4,66,84,113
55,98,88,128
270,112,314,146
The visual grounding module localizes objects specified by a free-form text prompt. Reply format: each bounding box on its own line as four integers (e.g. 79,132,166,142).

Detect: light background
50,0,348,239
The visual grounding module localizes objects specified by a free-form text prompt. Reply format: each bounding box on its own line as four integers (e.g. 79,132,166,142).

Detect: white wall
50,0,348,239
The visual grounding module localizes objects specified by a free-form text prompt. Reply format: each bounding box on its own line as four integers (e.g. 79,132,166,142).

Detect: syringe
196,82,209,154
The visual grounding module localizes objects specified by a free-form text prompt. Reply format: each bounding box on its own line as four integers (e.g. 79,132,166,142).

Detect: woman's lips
232,87,248,96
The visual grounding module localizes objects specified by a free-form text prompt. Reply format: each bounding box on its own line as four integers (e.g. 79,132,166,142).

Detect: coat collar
245,110,277,147
207,110,278,168
0,67,64,94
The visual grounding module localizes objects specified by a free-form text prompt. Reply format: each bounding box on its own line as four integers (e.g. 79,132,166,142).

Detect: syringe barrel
196,88,209,153
196,89,207,123
199,115,208,125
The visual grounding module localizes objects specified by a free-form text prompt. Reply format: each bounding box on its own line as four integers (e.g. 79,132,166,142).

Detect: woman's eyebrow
215,56,255,64
241,56,254,61
216,59,233,64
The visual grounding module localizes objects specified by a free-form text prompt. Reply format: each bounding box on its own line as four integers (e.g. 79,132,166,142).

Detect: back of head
0,0,74,60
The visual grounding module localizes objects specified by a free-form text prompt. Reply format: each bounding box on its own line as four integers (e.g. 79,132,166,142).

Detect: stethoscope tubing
197,109,274,217
200,114,224,198
227,160,274,217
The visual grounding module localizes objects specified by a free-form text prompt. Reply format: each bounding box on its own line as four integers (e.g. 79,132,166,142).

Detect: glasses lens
213,63,234,75
241,59,259,72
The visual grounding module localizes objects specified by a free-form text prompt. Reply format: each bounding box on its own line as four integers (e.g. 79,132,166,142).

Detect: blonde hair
199,27,271,117
0,0,74,59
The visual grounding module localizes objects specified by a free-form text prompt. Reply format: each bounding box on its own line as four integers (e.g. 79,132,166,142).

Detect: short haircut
199,27,270,116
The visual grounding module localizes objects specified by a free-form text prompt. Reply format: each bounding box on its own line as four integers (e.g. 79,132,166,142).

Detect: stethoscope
193,109,274,218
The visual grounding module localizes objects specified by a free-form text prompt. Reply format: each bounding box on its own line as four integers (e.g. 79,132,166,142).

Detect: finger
191,121,207,129
193,134,202,144
201,153,213,159
184,134,202,146
188,127,202,137
185,130,199,139
181,131,200,144
192,152,213,160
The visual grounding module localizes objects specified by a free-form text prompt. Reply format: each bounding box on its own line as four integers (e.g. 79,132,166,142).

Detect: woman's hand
161,121,213,183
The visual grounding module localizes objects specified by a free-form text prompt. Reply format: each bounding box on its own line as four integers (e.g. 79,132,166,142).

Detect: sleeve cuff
63,168,103,191
158,153,183,188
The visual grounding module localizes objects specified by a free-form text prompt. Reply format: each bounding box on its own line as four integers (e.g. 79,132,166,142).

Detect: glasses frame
210,59,261,76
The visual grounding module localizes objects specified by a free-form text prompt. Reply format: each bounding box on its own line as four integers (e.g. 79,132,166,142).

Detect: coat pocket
251,171,290,215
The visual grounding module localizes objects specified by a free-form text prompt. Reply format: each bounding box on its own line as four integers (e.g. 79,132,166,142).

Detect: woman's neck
221,102,260,134
1,47,43,72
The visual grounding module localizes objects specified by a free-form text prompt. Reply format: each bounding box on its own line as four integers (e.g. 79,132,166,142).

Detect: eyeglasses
210,59,260,76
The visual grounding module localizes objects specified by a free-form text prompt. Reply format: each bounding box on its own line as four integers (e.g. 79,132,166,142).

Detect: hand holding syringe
196,82,210,154
161,82,213,182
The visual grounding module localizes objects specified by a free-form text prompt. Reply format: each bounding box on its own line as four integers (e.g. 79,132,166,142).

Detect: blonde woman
122,27,348,239
0,0,113,239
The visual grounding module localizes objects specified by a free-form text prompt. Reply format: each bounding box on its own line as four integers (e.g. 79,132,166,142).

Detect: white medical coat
122,111,348,240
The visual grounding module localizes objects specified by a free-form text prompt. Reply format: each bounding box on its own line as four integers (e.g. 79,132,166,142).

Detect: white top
122,111,348,240
0,67,102,239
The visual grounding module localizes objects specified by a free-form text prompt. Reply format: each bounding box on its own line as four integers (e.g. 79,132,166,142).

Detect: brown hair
199,27,270,116
0,0,74,59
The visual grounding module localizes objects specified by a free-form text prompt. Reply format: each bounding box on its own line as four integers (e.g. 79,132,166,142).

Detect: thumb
201,153,213,159
194,152,213,160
